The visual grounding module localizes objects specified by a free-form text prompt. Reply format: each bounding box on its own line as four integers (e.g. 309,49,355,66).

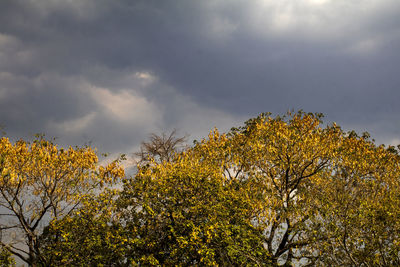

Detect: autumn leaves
0,111,399,266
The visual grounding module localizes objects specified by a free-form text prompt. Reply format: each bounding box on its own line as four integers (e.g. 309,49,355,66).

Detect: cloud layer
1,0,399,155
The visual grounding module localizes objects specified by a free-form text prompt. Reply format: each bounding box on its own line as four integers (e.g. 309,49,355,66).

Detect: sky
0,0,400,157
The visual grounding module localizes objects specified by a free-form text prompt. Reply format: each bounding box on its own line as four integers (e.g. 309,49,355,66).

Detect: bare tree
135,130,188,165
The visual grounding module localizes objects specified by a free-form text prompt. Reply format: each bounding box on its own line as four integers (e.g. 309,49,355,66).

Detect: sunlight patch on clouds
346,38,382,55
270,11,294,32
246,0,399,42
306,0,330,5
134,71,157,86
90,86,160,123
135,71,154,80
50,112,96,134
247,0,335,37
345,30,400,56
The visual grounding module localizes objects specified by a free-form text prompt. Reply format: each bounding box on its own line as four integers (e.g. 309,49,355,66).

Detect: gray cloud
0,0,399,156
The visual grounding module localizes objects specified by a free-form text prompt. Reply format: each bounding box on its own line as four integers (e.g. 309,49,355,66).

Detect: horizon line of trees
1,111,400,266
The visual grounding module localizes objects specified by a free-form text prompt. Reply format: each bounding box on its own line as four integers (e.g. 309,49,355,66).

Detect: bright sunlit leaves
0,136,124,266
1,111,399,266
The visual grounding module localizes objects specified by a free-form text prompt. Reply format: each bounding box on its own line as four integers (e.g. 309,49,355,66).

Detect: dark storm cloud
0,0,400,155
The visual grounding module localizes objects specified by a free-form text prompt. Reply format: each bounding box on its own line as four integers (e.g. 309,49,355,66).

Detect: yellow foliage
123,111,400,265
0,136,125,266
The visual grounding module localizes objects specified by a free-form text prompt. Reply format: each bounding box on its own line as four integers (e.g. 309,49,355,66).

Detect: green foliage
39,190,128,266
118,146,273,265
0,247,15,267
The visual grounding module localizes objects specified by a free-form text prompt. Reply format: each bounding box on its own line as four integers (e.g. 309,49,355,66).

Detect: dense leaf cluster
1,111,400,266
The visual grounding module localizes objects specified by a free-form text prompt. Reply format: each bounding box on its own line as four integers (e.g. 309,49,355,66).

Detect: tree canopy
1,111,400,266
0,136,124,266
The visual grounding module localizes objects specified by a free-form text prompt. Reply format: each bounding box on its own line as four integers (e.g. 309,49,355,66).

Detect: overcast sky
1,0,399,157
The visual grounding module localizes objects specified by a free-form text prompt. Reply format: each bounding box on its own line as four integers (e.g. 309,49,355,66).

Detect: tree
119,134,272,265
38,189,128,266
37,131,190,266
118,111,400,265
134,129,187,165
309,133,400,266
0,136,124,266
26,111,400,266
223,112,400,265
